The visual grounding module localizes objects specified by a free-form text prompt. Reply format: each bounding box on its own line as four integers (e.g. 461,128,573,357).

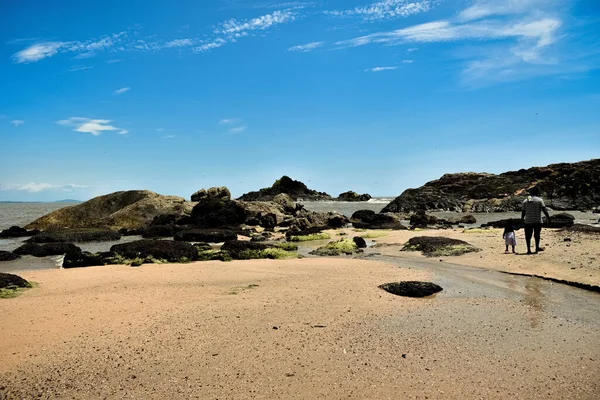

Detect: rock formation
336,191,372,202
238,176,332,201
382,159,600,212
25,190,193,231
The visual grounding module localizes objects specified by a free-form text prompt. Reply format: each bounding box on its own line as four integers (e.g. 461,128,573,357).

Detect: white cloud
193,38,227,53
365,66,398,72
228,126,247,133
0,183,88,193
165,38,195,48
113,87,130,95
326,0,438,21
11,120,25,126
12,42,64,63
216,10,296,36
407,47,418,52
219,118,237,124
118,129,129,135
57,117,123,136
402,59,414,63
458,0,553,22
288,41,324,52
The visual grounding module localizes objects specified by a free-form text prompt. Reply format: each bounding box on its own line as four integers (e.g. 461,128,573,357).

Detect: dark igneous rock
336,191,372,202
238,176,332,201
110,240,198,262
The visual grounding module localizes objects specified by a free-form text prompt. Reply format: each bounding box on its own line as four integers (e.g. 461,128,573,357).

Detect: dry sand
1,229,600,399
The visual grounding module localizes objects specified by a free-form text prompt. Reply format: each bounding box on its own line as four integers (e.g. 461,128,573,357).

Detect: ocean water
0,202,79,231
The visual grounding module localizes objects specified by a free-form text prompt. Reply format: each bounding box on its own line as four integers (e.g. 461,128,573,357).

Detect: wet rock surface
309,238,361,256
13,243,82,257
174,229,237,243
0,251,20,262
0,226,40,238
379,281,443,297
26,228,121,243
110,240,198,263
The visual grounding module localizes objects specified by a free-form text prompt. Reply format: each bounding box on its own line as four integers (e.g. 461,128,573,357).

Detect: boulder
190,199,249,228
0,251,20,262
409,210,438,226
353,236,367,248
110,240,198,262
142,225,183,238
379,281,443,298
0,226,40,238
402,236,480,257
545,212,575,228
0,272,31,289
238,175,332,201
352,212,406,230
560,224,600,234
26,228,121,243
191,186,231,202
220,240,269,259
63,251,105,269
13,243,82,257
336,191,372,202
174,229,237,243
272,193,296,213
382,159,600,212
309,238,361,256
459,214,477,224
25,190,193,231
351,210,376,222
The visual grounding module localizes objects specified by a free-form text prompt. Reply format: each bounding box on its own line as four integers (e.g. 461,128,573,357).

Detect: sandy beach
1,228,599,399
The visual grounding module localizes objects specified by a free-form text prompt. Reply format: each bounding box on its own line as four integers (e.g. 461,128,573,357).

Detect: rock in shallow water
379,281,443,298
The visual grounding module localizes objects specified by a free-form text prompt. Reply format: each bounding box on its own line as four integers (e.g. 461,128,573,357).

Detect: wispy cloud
0,183,88,193
117,129,129,135
107,59,122,64
57,117,125,136
194,38,227,53
402,59,414,63
113,87,130,95
68,65,92,72
228,126,247,134
11,120,25,126
219,118,238,124
163,135,176,139
458,0,552,22
326,0,439,21
216,10,296,36
13,42,63,63
288,41,324,52
365,66,398,72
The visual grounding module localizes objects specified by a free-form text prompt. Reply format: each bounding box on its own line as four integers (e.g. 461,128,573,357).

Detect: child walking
503,220,517,253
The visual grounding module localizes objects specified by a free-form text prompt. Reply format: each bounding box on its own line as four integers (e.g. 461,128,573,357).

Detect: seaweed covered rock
459,214,477,224
0,226,40,238
190,199,249,228
110,240,198,263
379,281,443,298
63,251,105,269
272,193,296,213
13,243,82,257
409,210,438,227
221,240,268,259
0,272,31,289
336,191,372,202
174,229,237,243
402,236,480,257
142,225,183,238
559,224,600,234
0,251,20,262
25,190,193,231
26,228,121,243
238,176,332,201
191,186,231,202
545,212,575,228
309,238,361,256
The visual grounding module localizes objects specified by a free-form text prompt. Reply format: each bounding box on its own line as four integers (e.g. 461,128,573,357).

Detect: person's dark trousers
524,223,542,253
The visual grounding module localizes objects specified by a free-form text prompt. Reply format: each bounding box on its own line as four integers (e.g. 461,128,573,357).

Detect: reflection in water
524,279,544,329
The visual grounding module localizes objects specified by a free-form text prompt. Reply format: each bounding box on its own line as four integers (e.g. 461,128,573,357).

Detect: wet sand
1,253,599,399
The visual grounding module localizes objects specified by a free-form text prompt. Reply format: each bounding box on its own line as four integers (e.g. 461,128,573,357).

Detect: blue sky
1,0,599,201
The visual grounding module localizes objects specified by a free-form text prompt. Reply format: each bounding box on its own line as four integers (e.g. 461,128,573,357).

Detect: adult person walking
521,186,551,254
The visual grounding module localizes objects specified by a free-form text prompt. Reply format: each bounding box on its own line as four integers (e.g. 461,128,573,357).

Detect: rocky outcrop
238,176,332,201
13,243,82,257
481,213,575,229
350,210,407,230
0,251,20,262
174,229,237,243
401,237,480,257
25,190,193,231
26,228,121,243
0,273,31,289
0,226,40,238
110,240,198,262
382,159,600,212
336,191,372,202
191,187,231,202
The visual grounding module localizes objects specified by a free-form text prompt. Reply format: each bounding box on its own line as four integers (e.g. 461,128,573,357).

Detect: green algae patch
309,238,361,256
462,228,493,234
275,242,299,251
197,250,233,262
401,236,480,257
260,248,299,259
288,232,331,242
360,231,389,239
